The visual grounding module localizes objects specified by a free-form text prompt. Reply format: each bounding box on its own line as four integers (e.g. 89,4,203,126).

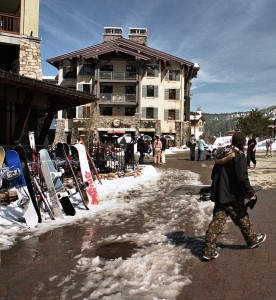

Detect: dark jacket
160,137,167,151
211,146,254,204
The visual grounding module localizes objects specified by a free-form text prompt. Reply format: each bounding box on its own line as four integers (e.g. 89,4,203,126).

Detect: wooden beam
11,91,33,143
37,104,57,146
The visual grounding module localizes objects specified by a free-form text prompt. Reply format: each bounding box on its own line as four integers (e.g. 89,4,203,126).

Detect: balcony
0,13,20,34
99,93,136,104
99,71,136,81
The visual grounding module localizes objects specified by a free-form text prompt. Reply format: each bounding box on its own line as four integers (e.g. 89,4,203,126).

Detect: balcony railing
0,13,20,34
99,71,136,80
100,93,136,103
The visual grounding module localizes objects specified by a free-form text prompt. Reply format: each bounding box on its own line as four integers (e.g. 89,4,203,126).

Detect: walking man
247,133,257,169
203,131,266,261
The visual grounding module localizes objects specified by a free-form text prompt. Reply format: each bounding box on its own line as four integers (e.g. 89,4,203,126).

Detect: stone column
19,37,42,80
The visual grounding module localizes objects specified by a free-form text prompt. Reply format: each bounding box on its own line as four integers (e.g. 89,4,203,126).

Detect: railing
100,93,136,103
99,71,136,80
0,13,20,34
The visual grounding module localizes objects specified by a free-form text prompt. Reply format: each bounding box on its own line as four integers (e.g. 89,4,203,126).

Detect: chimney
128,28,147,46
103,27,123,42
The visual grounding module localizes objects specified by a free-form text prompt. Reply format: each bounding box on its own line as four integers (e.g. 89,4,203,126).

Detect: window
100,85,113,93
146,65,158,77
61,107,76,119
126,65,136,72
169,89,176,100
63,65,77,79
79,64,93,76
164,109,179,120
125,86,136,102
100,106,112,116
165,70,180,81
165,89,179,100
100,65,113,71
78,84,91,93
125,86,136,94
168,110,176,120
142,85,158,98
142,107,158,119
146,108,154,119
126,65,136,79
125,107,136,116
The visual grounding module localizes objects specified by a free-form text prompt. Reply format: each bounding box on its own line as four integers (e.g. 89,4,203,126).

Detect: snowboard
72,144,100,207
14,145,42,223
39,151,64,219
62,143,89,210
39,149,76,216
0,146,5,187
28,131,38,174
79,137,102,185
5,150,39,228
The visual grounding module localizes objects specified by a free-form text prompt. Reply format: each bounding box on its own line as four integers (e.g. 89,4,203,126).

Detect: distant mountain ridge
202,105,276,137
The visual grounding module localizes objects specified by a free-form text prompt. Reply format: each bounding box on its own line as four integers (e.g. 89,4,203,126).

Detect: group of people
137,134,167,165
189,132,264,169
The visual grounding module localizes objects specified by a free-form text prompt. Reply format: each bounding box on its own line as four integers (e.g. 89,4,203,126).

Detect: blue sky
39,0,276,113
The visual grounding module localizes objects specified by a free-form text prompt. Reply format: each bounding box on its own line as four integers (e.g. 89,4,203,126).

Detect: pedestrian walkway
157,150,276,300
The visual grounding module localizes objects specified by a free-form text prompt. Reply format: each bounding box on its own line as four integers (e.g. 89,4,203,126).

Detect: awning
139,128,156,132
107,129,126,134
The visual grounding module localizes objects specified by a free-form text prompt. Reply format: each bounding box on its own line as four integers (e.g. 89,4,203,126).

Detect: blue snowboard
5,150,39,227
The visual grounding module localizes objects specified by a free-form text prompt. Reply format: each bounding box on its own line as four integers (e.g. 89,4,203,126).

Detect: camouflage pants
204,201,258,257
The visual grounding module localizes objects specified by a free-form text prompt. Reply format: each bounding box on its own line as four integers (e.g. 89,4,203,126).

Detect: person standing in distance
189,134,196,161
197,135,207,161
153,135,162,164
137,134,146,164
203,131,266,261
160,134,167,164
247,133,257,169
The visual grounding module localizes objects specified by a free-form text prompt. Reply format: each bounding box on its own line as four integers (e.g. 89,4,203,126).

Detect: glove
245,195,257,210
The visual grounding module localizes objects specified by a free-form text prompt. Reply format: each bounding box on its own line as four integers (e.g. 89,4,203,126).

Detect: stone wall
19,38,42,80
54,115,191,146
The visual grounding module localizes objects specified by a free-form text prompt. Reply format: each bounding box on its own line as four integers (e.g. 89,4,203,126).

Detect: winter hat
232,132,246,147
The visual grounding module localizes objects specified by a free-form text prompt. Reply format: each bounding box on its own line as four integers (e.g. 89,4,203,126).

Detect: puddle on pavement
95,241,137,259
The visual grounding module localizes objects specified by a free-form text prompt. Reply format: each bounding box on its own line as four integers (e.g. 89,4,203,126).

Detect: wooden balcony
99,93,137,104
0,12,20,34
99,71,137,81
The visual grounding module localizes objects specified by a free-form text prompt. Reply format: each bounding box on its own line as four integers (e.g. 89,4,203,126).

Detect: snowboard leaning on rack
0,146,5,188
14,145,42,223
79,137,102,185
39,149,76,216
62,143,89,210
72,144,99,207
5,150,39,227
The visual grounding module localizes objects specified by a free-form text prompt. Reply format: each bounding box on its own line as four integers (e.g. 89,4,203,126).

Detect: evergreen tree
235,109,269,137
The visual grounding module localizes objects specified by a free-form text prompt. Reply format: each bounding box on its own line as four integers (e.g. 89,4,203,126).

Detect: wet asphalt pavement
0,152,212,299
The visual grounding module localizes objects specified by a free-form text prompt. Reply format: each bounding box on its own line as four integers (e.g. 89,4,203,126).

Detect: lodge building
47,27,200,146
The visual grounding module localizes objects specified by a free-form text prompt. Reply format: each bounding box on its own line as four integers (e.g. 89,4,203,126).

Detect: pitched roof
0,69,95,110
47,38,194,68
